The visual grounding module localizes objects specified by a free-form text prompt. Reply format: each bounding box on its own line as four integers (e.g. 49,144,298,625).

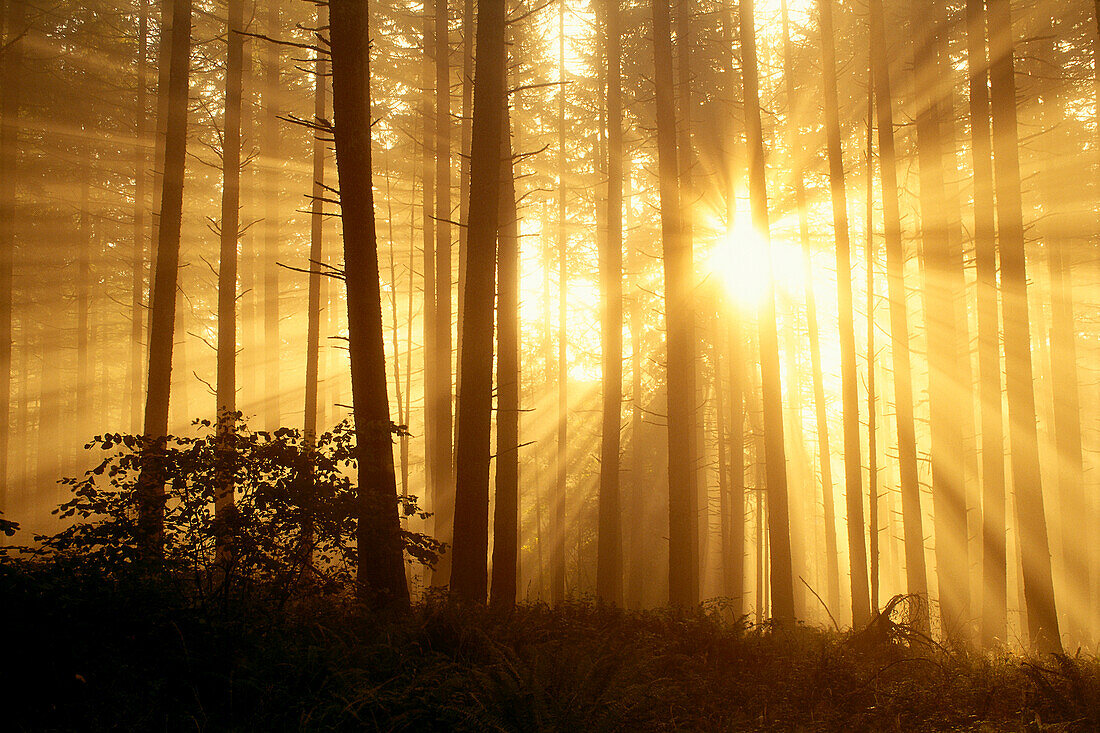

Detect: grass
3,564,1099,731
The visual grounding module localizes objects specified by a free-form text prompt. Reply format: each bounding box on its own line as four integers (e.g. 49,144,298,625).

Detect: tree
215,0,245,542
596,0,624,606
449,0,506,603
868,0,928,622
817,0,869,626
136,0,192,556
964,0,1006,649
328,0,409,605
652,0,696,609
0,0,25,510
738,0,794,623
987,0,1060,653
490,93,519,609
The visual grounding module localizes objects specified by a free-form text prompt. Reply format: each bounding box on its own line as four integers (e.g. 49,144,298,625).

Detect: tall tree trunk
867,0,929,623
738,0,794,623
136,0,192,556
653,0,696,609
304,2,327,448
449,0,505,603
552,0,568,605
491,96,519,609
455,0,474,398
675,0,700,604
421,0,444,587
965,0,1006,649
596,0,624,606
303,2,328,563
76,145,91,466
987,0,1061,653
215,0,244,544
130,0,148,435
865,94,878,614
263,0,281,431
434,0,453,512
329,0,409,606
911,0,970,643
818,0,869,629
1,0,24,506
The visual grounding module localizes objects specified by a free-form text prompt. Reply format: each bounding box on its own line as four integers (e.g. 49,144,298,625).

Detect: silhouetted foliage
3,416,441,607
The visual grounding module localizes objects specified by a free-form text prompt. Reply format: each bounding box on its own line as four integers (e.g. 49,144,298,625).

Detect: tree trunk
910,0,970,643
215,0,244,543
738,0,794,623
262,0,281,431
818,0,870,629
130,0,148,436
490,96,519,610
136,0,192,557
433,0,453,518
304,2,327,446
653,0,696,609
596,0,624,607
329,0,409,606
449,0,505,603
965,0,1006,649
986,0,1061,653
552,0,568,605
867,0,928,623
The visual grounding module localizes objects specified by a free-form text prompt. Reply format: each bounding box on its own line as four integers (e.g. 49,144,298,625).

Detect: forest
3,0,1100,727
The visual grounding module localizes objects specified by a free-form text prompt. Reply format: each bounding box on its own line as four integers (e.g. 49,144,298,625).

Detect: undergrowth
3,561,1098,731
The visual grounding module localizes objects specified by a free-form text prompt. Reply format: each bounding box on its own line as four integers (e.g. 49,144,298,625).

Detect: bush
3,415,442,609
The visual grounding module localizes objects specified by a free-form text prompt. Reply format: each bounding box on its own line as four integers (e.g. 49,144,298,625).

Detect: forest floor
4,564,1099,732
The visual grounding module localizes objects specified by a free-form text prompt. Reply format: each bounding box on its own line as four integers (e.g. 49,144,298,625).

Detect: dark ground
3,563,1099,732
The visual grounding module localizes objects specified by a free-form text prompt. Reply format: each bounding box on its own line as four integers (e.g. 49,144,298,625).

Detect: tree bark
490,96,519,610
596,0,624,607
449,0,505,603
215,0,244,541
867,0,928,623
987,0,1061,653
130,0,149,436
136,0,192,556
653,0,697,609
262,0,281,431
738,0,794,623
329,0,409,605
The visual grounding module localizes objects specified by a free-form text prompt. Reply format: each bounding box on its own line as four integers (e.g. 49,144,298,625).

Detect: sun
706,214,805,310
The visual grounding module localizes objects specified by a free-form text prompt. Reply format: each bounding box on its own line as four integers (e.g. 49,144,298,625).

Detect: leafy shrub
6,414,442,608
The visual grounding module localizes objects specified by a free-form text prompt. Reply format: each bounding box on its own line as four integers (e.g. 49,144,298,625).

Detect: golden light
707,216,806,310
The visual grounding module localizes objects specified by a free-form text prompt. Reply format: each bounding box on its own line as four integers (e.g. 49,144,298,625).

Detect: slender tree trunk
727,316,746,616
455,0,474,392
653,0,697,609
491,96,519,609
552,0,568,605
449,0,505,603
136,0,192,556
421,0,443,587
910,0,970,643
304,3,327,448
965,0,1006,648
434,0,453,511
866,95,878,614
675,0,700,604
738,0,794,623
329,0,409,606
987,0,1060,653
215,0,244,544
818,0,869,629
596,0,624,606
1,1,23,507
130,1,148,436
303,2,328,564
76,144,91,465
868,0,928,622
263,0,281,431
